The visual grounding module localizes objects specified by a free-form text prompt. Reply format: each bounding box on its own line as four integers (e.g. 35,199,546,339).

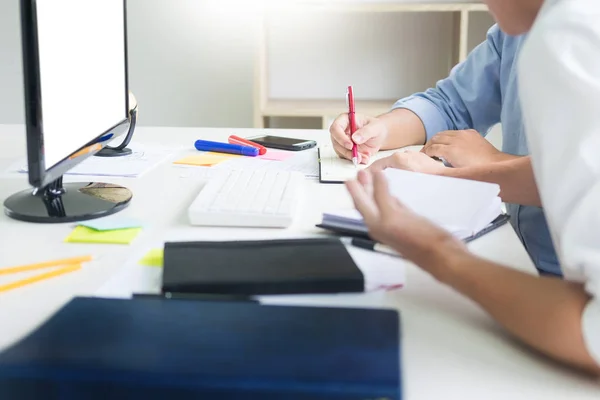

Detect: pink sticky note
258,150,295,161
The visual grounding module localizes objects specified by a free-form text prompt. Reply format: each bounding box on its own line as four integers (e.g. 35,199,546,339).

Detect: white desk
0,124,598,398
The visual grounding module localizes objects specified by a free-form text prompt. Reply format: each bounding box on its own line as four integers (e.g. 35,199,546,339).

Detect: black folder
162,238,364,295
0,297,402,399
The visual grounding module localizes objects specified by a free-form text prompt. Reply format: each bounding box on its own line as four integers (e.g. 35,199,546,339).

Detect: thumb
351,122,380,145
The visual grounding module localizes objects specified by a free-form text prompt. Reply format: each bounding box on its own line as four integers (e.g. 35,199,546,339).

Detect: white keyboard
188,169,303,228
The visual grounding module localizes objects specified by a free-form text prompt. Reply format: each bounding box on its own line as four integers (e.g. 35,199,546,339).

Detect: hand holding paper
345,169,469,268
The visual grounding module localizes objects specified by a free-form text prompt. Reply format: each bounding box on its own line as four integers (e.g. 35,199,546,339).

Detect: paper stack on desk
320,168,503,240
13,143,171,178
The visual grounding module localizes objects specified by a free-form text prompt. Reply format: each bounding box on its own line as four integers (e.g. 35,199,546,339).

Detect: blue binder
0,297,401,399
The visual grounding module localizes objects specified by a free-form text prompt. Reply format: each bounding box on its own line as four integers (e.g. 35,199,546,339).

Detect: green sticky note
139,249,164,267
65,226,142,245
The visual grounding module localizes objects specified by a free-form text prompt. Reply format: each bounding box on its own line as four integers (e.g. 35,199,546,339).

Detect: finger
333,141,354,161
330,114,354,150
357,169,374,197
422,144,449,160
335,143,368,164
366,156,395,172
435,130,460,137
351,120,377,145
429,134,455,145
358,151,370,165
371,171,397,219
346,176,379,224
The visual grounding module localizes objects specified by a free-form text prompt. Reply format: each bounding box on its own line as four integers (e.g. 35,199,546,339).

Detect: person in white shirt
346,0,600,374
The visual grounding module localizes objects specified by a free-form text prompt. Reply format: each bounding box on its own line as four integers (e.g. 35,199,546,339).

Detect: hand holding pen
330,88,388,165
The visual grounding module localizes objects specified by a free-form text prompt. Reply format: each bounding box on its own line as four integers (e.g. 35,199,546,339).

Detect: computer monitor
3,0,133,223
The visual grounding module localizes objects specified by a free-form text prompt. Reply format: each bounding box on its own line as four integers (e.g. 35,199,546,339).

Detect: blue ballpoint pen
194,139,259,157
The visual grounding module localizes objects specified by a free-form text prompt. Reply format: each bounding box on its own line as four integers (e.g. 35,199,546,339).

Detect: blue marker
194,139,259,157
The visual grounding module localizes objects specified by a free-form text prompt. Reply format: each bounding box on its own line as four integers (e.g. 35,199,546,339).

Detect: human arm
346,170,600,375
442,156,540,206
441,247,598,375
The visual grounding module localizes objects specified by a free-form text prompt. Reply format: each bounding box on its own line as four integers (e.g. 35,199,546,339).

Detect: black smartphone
249,135,317,151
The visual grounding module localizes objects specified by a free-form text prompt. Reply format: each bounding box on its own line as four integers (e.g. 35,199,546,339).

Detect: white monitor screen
36,0,128,169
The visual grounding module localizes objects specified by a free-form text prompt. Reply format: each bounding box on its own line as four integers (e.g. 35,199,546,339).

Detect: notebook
318,212,510,243
0,297,401,399
318,144,423,183
161,238,404,295
319,168,504,240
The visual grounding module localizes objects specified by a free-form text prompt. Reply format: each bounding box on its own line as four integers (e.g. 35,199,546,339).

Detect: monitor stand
95,146,132,157
95,93,138,158
3,176,132,223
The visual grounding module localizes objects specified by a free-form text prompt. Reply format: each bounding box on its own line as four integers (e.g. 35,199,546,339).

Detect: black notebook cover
162,238,364,295
0,297,401,400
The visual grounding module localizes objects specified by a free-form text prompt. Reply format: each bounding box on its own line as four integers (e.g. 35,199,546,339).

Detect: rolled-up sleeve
392,25,505,141
518,0,600,366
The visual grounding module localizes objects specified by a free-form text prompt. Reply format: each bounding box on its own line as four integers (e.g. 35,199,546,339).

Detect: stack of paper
14,143,171,178
320,168,503,240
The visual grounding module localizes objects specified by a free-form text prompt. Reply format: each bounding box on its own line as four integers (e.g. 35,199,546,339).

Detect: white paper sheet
322,169,502,239
344,241,406,291
382,168,501,233
94,260,162,299
12,143,172,178
318,144,422,182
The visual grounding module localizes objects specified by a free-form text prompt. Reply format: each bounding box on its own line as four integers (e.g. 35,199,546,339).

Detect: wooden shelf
267,2,488,13
262,99,396,118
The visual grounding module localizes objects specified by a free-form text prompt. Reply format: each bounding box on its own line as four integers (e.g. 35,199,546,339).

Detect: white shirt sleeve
517,0,600,365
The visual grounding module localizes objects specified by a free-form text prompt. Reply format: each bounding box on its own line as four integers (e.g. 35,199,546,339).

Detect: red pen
228,135,267,155
347,86,358,167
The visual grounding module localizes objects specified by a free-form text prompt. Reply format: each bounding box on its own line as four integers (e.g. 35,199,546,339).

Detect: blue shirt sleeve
392,25,505,141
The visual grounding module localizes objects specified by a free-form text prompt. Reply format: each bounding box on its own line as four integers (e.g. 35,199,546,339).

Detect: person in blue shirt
329,24,560,277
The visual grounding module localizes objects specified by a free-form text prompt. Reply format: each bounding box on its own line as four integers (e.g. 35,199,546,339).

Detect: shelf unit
254,1,491,129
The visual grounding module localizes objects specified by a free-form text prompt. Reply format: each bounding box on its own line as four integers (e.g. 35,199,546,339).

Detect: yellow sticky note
173,152,240,167
139,248,164,267
65,226,142,245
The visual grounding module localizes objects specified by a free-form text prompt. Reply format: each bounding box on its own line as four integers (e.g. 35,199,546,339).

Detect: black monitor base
95,147,133,157
3,177,132,223
95,98,138,158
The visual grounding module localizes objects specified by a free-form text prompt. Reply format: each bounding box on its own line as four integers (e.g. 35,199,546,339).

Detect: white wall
125,0,258,127
267,10,455,101
0,0,24,125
